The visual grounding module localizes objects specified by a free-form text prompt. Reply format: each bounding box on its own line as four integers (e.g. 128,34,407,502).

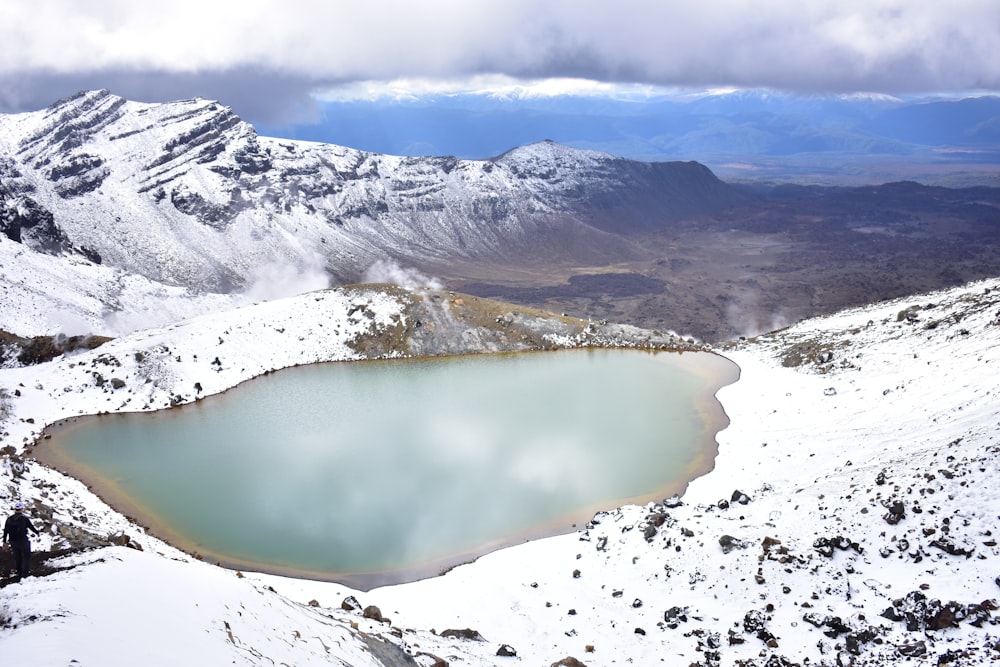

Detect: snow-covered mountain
0,90,743,305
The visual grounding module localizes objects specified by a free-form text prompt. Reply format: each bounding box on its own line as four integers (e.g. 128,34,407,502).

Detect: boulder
440,628,486,641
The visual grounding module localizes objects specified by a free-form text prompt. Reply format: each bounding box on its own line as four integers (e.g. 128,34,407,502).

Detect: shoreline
32,348,738,590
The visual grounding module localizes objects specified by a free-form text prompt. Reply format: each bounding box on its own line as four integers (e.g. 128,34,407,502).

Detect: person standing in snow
3,501,40,579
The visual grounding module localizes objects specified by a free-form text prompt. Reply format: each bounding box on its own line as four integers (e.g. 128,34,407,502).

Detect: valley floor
1,278,999,666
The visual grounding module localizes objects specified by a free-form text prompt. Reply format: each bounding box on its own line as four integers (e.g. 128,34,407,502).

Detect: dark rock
936,649,964,664
883,500,906,524
362,605,385,622
109,533,132,547
550,658,588,667
929,537,973,558
803,612,825,628
813,535,862,557
663,606,689,628
731,489,751,505
823,616,851,637
925,600,964,630
762,536,782,553
896,640,926,657
743,609,774,644
965,601,994,627
440,628,486,641
719,534,748,554
496,644,517,657
880,606,904,622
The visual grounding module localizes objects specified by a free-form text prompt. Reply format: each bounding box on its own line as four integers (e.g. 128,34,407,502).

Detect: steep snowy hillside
0,276,998,666
0,234,250,336
0,90,744,305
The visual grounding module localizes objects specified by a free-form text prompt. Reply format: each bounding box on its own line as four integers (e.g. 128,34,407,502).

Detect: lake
38,349,737,588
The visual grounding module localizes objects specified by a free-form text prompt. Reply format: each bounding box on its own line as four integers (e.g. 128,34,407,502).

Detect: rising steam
361,259,443,290
245,254,331,301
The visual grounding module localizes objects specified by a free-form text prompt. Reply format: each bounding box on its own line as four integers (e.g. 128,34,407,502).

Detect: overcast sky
2,0,998,124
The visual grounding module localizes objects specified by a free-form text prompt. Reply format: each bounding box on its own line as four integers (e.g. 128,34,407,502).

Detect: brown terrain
446,181,1000,342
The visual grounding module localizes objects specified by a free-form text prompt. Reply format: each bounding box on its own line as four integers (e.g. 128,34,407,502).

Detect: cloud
0,68,324,126
1,1,998,123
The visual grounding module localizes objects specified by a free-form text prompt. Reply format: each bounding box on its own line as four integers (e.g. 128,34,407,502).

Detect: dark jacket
3,512,39,544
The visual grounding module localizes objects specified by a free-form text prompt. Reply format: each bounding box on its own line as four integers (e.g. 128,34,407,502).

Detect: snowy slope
1,271,998,665
0,233,250,336
347,278,1000,665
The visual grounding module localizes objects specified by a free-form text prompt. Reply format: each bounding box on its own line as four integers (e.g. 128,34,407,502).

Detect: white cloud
1,1,998,120
313,76,667,102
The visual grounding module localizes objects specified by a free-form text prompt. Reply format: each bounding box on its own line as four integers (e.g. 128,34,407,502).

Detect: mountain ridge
3,91,1000,345
0,90,746,296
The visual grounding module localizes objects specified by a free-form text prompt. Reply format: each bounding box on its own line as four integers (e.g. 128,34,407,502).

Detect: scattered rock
663,606,689,629
496,644,517,657
719,534,749,554
929,537,974,558
813,535,862,557
883,500,906,524
440,628,486,641
550,657,587,667
363,605,385,623
896,640,927,657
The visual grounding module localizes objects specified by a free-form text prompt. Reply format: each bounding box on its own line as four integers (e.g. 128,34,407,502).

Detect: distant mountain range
0,90,746,295
2,90,999,343
259,90,1000,185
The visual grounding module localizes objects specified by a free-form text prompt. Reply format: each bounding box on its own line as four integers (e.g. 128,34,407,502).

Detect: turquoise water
42,349,736,586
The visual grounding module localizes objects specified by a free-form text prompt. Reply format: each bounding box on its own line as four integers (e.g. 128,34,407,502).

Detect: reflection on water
39,349,736,587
